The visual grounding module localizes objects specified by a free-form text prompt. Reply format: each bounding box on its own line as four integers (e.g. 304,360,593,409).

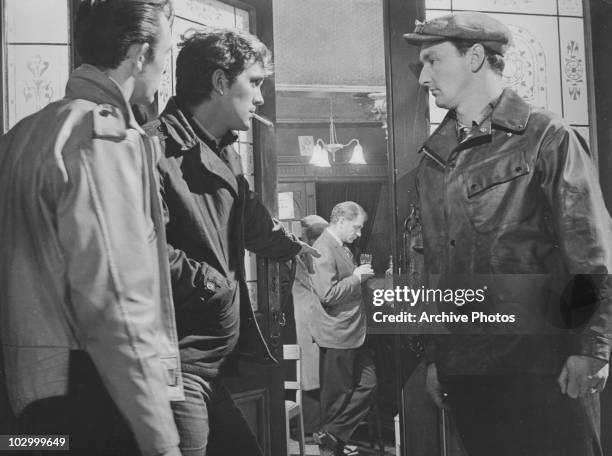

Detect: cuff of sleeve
574,334,612,361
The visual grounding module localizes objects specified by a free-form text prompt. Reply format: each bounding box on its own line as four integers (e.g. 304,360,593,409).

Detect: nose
254,86,264,106
418,65,430,87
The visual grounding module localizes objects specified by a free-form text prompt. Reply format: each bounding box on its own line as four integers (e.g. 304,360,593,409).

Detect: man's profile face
418,41,473,110
337,215,364,244
132,12,172,105
220,61,265,131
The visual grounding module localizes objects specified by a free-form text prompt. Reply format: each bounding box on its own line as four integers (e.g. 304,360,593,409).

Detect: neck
189,101,230,141
455,73,504,125
104,65,136,104
328,225,343,242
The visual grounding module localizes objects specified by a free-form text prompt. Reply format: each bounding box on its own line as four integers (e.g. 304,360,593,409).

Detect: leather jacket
417,88,612,376
0,65,183,456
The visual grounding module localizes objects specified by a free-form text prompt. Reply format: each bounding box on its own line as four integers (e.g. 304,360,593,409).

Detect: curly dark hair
175,28,273,107
75,0,174,69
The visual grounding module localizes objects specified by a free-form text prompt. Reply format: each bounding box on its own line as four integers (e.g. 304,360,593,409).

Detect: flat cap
403,11,513,55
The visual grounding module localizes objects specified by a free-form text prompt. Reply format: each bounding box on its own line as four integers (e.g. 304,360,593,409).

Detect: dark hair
450,39,505,75
330,201,367,224
175,28,273,107
75,0,174,69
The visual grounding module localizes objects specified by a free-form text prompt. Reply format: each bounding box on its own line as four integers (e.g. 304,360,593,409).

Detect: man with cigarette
145,28,318,456
403,11,612,456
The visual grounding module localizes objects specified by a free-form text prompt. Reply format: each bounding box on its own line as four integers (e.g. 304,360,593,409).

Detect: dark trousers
15,352,139,456
171,372,263,456
319,346,377,443
442,374,602,456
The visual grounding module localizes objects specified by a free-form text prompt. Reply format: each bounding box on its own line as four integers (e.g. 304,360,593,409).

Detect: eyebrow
419,49,437,62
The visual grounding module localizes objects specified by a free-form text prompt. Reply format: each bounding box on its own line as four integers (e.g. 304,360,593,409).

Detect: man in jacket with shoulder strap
0,1,183,455
404,11,612,456
145,28,318,456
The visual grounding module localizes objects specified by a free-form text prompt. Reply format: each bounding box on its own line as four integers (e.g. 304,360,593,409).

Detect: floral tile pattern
7,45,69,129
559,17,588,124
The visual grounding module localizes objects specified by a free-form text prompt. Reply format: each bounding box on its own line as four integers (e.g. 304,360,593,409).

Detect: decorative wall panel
452,0,557,15
175,0,236,28
6,0,68,43
559,16,588,124
7,46,70,129
558,0,583,17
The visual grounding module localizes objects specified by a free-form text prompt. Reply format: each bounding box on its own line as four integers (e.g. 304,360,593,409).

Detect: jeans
172,372,263,456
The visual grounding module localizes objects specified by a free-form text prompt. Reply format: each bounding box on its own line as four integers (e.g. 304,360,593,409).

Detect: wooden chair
284,344,306,456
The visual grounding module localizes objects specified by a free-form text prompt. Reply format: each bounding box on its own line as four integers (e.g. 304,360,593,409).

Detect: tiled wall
4,0,70,130
425,0,591,145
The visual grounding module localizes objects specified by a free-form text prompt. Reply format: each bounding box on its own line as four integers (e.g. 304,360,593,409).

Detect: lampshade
309,143,331,167
348,142,366,165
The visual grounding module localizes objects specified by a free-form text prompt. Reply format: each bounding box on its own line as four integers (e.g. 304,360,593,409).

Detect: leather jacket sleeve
57,137,179,456
538,125,612,361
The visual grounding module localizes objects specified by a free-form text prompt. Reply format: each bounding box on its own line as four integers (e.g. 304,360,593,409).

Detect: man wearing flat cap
404,11,612,456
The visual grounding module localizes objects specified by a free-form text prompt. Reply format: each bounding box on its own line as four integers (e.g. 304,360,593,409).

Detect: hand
299,241,321,258
425,363,447,409
558,355,609,398
353,264,373,282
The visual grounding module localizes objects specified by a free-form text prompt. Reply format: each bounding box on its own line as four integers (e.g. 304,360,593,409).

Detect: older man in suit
310,201,377,456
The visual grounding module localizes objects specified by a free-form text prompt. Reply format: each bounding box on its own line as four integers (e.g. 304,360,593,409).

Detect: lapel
196,140,239,197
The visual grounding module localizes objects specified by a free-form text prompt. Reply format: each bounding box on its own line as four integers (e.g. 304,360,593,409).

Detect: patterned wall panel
175,0,237,28
452,0,557,15
558,0,583,16
6,0,69,43
559,16,588,124
7,46,70,129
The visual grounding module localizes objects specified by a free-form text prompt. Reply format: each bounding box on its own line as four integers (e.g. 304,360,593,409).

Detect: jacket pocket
461,149,531,232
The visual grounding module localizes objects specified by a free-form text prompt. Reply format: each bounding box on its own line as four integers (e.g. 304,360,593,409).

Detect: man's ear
127,42,150,74
469,43,486,72
212,68,228,95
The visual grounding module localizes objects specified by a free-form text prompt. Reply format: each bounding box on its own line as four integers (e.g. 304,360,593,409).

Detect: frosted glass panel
558,0,583,17
7,45,69,128
175,0,236,27
6,0,68,44
452,0,557,15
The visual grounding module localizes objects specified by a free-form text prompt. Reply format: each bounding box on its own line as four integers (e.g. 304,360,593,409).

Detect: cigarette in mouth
252,113,274,128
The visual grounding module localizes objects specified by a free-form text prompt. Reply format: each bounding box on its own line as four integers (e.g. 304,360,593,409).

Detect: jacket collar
490,87,531,133
159,97,239,195
65,64,143,133
420,88,530,166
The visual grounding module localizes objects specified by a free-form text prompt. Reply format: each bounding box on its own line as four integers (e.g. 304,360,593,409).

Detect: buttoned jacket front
417,88,612,376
